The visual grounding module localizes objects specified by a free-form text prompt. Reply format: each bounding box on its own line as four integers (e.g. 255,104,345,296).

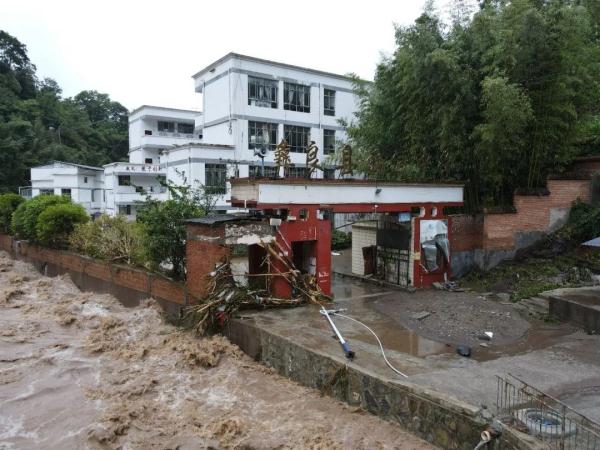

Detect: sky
2,0,429,112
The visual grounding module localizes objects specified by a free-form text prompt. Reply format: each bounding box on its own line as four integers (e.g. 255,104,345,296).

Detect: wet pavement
239,274,600,423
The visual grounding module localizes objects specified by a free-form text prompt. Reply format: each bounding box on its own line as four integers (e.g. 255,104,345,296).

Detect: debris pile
189,241,331,334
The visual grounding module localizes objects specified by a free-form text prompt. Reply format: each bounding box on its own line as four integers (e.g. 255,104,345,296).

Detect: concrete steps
513,296,549,318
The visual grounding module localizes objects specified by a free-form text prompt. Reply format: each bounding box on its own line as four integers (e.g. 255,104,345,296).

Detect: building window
284,82,310,113
248,76,278,108
91,190,95,202
205,164,227,195
248,121,278,152
145,158,153,164
323,129,336,155
288,166,309,178
61,188,71,198
249,165,279,178
284,125,310,153
157,121,175,133
118,175,131,186
144,129,152,135
40,189,53,195
324,168,336,179
177,123,194,134
324,89,335,116
84,176,88,184
118,205,131,216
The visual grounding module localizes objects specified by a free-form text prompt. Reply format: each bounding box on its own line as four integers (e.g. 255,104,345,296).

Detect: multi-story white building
25,53,361,217
23,161,105,215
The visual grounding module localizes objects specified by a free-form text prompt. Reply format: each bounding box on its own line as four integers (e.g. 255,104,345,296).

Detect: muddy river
0,252,433,449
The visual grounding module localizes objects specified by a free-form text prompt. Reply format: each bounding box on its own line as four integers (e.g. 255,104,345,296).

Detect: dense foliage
0,30,128,193
331,229,352,250
559,201,600,242
11,194,71,240
137,179,216,280
70,214,147,265
36,203,89,248
0,193,24,233
348,0,600,211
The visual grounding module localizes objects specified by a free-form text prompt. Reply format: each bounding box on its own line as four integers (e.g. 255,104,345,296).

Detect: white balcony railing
113,191,168,204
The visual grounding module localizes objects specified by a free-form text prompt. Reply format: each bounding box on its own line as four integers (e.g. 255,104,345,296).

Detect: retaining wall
226,318,544,450
0,234,188,319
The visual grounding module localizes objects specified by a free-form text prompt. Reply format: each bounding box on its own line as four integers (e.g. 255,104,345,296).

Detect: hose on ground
331,312,408,378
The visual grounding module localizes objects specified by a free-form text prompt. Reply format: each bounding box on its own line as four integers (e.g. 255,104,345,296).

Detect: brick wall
449,214,483,252
186,223,231,301
450,179,591,272
483,179,590,250
0,235,190,314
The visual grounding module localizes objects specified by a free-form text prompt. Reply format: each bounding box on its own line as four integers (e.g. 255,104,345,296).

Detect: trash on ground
411,311,432,321
457,345,472,357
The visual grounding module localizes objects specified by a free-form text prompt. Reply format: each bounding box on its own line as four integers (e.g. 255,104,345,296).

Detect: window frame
284,82,311,113
118,175,131,186
324,89,336,116
118,205,131,216
284,125,310,153
61,188,71,198
157,121,175,133
248,76,278,109
249,165,279,178
287,166,309,178
204,163,227,195
177,122,194,134
248,121,278,152
323,129,336,155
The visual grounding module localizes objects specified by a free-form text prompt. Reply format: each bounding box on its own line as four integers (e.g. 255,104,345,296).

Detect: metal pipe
320,308,354,359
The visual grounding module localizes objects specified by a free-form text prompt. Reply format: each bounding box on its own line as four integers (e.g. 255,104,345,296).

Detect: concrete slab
235,275,600,423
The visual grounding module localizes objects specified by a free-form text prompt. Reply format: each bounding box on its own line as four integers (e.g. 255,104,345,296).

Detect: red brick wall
185,223,231,301
451,179,590,252
484,179,590,250
450,214,483,251
0,235,187,306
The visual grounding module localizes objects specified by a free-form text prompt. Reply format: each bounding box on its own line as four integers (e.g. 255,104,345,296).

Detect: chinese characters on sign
339,144,353,177
274,139,292,177
305,140,321,178
124,165,162,173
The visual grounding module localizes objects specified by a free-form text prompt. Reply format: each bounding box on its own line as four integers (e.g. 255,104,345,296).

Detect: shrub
70,214,147,265
0,193,25,234
331,229,352,250
12,195,71,240
36,203,89,248
559,201,600,243
137,199,204,280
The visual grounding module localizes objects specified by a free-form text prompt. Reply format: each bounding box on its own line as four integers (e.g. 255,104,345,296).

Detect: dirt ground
370,288,532,347
0,252,434,450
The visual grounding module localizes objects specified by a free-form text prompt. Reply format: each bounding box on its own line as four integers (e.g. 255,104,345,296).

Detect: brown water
0,252,433,449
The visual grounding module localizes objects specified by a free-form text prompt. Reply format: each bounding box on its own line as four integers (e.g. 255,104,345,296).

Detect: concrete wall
226,318,542,450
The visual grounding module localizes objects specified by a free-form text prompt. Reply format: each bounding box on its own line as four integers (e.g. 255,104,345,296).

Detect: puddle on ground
330,275,578,362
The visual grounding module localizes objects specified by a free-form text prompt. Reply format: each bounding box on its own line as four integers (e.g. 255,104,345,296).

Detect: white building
25,53,361,217
23,161,105,215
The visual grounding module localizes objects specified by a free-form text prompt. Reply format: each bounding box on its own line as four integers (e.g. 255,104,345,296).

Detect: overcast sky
3,0,429,112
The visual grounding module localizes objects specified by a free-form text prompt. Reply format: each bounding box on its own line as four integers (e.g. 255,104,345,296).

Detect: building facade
25,53,360,217
23,161,105,215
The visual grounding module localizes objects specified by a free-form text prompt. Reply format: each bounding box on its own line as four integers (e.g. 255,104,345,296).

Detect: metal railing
496,374,600,449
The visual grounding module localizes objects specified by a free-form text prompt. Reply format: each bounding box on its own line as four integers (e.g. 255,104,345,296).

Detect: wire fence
496,374,600,449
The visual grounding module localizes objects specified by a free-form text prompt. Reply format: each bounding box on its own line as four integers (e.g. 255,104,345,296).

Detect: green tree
0,30,130,193
348,0,600,210
11,194,71,240
0,193,25,233
36,202,89,248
